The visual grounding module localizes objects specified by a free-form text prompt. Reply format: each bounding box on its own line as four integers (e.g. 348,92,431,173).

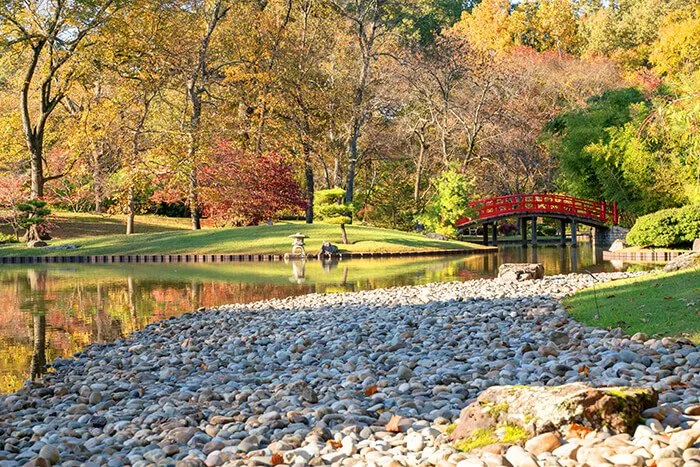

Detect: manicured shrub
626,204,700,247
0,233,18,244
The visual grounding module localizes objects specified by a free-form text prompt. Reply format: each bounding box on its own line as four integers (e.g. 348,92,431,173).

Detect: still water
0,244,651,393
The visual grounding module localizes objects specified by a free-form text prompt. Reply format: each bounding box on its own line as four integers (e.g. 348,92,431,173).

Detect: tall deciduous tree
328,0,398,204
0,0,119,198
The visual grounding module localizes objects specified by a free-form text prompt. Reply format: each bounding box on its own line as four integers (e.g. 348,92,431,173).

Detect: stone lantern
288,233,308,257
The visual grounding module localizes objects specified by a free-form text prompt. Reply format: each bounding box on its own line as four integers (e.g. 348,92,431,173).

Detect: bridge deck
456,194,618,229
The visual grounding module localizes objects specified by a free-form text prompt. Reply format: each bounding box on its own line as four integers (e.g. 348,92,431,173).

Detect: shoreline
603,249,689,263
1,272,698,466
0,247,497,264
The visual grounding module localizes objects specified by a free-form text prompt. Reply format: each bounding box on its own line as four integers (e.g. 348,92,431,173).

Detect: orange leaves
385,415,403,433
327,440,342,449
364,385,378,396
566,423,592,439
271,453,284,465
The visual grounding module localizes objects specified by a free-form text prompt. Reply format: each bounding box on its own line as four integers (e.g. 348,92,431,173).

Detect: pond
0,244,653,393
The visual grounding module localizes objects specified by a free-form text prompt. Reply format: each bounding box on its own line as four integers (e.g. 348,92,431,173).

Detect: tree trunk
126,184,135,235
186,78,202,231
30,147,44,199
340,223,349,244
302,133,315,224
344,57,370,204
189,167,201,230
92,144,103,213
333,156,342,188
414,139,425,203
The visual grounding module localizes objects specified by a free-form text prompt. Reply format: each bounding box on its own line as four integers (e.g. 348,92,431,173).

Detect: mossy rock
451,383,657,444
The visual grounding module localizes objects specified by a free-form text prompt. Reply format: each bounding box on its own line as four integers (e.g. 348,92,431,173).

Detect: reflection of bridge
455,194,618,246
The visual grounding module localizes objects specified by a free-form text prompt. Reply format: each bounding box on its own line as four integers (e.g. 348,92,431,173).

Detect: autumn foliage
200,142,307,226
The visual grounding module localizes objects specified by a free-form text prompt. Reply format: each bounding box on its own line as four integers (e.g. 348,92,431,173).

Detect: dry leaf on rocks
385,415,402,433
327,440,342,449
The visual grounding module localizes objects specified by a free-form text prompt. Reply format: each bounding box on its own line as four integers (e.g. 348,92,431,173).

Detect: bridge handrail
461,193,618,225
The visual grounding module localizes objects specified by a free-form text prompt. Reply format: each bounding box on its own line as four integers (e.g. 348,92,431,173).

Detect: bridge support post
571,220,578,247
491,223,498,245
531,216,538,245
520,218,527,246
483,224,489,245
560,219,567,245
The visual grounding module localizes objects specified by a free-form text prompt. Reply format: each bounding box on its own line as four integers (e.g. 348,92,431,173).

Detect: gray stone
26,240,48,248
664,251,700,272
608,239,627,252
497,263,544,281
38,446,59,464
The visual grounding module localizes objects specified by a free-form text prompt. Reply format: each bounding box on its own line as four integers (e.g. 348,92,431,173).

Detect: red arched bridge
455,194,619,246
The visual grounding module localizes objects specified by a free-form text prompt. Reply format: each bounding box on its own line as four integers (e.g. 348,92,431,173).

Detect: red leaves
363,385,378,396
199,141,307,225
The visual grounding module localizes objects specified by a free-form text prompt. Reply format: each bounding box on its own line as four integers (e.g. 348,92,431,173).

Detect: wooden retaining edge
602,250,688,262
0,247,497,265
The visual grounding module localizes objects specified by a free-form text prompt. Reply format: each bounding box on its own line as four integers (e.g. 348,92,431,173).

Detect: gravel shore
0,271,698,467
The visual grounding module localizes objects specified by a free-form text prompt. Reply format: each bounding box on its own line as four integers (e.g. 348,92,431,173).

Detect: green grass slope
564,268,700,344
0,218,490,257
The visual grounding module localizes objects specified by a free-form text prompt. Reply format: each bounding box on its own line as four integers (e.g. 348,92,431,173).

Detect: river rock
26,240,48,248
608,239,627,252
664,251,700,272
524,432,563,455
451,383,658,442
38,445,60,464
497,263,544,281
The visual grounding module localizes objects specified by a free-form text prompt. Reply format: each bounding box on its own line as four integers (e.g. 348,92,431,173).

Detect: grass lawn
564,268,700,344
0,211,193,239
0,213,491,257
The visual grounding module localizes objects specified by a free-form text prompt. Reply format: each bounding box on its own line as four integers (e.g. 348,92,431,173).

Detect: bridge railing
464,194,618,225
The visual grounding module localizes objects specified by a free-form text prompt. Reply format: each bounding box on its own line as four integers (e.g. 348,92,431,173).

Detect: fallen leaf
578,365,590,377
663,296,673,300
606,294,616,299
566,423,592,439
385,414,402,433
364,385,378,396
271,453,284,465
327,440,342,449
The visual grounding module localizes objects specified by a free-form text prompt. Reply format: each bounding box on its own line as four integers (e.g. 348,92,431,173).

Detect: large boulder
425,232,450,241
608,239,627,252
663,251,700,272
497,263,544,281
451,384,657,447
26,240,48,248
317,241,340,258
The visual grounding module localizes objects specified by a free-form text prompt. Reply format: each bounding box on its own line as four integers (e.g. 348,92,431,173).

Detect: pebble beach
0,271,699,467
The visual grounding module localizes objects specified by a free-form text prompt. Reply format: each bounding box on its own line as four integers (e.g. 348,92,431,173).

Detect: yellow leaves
450,0,514,54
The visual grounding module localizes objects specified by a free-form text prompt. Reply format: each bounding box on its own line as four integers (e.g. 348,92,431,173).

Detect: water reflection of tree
25,269,47,381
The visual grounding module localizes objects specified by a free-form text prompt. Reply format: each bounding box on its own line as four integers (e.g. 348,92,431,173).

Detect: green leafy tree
17,199,51,243
417,166,475,238
544,88,645,205
315,188,353,245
